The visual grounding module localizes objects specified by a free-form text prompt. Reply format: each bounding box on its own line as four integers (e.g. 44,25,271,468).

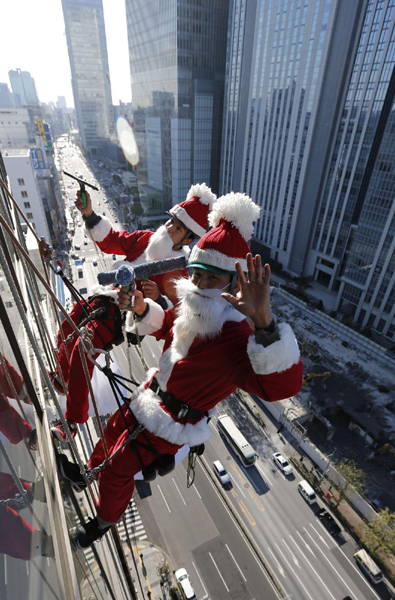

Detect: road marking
309,522,330,548
209,552,229,592
248,489,265,512
192,484,201,499
192,561,208,595
4,554,7,585
229,461,248,485
275,543,314,600
256,463,274,487
172,478,187,506
282,538,300,568
209,420,219,435
26,561,29,575
303,527,359,599
317,523,381,600
226,544,247,582
267,546,285,578
289,534,336,600
229,473,246,498
238,500,256,526
157,484,171,513
296,529,316,558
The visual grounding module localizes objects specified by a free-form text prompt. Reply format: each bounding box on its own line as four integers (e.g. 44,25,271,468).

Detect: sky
0,0,131,108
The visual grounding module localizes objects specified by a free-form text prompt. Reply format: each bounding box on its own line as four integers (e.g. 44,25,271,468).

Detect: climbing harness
186,444,205,488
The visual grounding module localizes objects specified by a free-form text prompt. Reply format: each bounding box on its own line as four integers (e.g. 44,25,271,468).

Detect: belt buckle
177,404,190,419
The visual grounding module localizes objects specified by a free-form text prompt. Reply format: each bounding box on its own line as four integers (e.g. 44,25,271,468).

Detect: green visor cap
188,262,237,275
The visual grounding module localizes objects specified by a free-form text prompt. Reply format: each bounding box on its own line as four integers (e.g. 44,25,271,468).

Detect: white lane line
193,484,202,499
139,534,147,540
317,523,381,600
225,544,247,582
232,414,243,426
157,484,171,513
296,530,316,558
192,561,208,595
303,527,359,600
172,478,187,506
289,534,336,600
267,546,286,578
26,561,29,575
256,463,274,487
209,552,229,592
4,554,7,585
310,522,330,548
275,543,314,600
282,538,300,568
229,473,247,498
209,420,220,435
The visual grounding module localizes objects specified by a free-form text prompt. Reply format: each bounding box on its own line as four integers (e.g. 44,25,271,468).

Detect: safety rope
187,450,197,488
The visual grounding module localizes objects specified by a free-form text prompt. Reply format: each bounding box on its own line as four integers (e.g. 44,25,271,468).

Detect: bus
354,550,383,584
217,414,258,467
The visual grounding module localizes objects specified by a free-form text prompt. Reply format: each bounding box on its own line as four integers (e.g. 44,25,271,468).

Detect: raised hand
141,280,160,301
75,190,93,218
117,286,147,316
221,253,272,329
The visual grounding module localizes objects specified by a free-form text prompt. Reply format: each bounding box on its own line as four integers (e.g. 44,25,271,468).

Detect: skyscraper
61,0,114,154
0,83,14,108
220,0,364,265
8,69,39,106
125,0,229,211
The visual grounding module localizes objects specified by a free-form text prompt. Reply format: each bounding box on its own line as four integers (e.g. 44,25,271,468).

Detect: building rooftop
2,148,30,157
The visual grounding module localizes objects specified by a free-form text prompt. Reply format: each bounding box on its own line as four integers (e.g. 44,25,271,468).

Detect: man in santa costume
61,192,303,548
51,184,216,441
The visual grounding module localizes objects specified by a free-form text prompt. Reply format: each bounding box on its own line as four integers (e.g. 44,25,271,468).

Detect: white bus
354,550,383,584
217,414,257,467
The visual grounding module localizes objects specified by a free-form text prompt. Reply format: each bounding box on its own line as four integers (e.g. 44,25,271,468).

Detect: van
354,549,383,584
213,460,230,484
297,480,317,505
175,568,196,600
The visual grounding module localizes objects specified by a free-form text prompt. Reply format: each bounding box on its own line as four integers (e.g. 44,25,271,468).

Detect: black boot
157,454,175,477
142,458,160,482
69,517,110,550
56,453,87,492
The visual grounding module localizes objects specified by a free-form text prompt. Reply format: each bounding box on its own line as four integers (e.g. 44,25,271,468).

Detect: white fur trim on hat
125,298,165,335
170,204,206,237
89,284,119,301
189,245,247,272
85,216,113,243
186,183,216,207
209,192,260,241
247,323,300,374
131,369,212,446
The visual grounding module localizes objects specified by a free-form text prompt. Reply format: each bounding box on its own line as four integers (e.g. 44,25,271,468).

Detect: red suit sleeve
96,229,152,258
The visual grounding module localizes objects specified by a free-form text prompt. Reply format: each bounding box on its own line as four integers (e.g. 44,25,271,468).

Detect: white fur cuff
85,216,112,242
247,322,300,374
125,299,165,335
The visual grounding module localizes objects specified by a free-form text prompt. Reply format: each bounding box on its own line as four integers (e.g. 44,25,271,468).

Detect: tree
360,508,395,557
329,459,366,508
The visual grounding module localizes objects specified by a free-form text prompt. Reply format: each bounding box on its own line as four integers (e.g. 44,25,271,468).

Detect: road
55,139,395,600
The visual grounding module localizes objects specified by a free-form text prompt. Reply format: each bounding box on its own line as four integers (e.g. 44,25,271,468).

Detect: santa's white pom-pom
186,183,216,207
209,192,261,241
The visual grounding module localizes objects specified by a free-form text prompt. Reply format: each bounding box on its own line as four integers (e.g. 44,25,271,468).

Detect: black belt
149,378,206,420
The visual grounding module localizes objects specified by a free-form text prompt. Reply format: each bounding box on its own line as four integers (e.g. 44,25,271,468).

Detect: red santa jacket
124,300,303,447
86,218,189,307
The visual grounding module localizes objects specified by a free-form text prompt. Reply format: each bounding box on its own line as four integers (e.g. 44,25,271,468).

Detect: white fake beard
175,277,231,338
145,225,176,261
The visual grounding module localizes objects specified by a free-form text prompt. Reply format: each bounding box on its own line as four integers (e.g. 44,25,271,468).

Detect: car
93,260,97,266
317,508,341,535
213,460,230,484
114,219,118,223
84,240,88,245
175,568,196,600
273,452,293,475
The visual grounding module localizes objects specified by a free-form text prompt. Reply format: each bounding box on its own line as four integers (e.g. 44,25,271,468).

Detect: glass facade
312,0,395,336
8,70,39,107
61,0,114,153
125,0,228,211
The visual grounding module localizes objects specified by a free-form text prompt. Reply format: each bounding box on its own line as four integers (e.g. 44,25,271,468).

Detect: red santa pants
0,472,38,560
0,394,31,444
88,404,181,524
55,298,119,424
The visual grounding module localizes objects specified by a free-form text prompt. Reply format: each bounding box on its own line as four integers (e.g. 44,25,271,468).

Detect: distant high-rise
0,83,14,108
57,96,67,109
125,0,229,211
8,69,39,106
61,0,114,154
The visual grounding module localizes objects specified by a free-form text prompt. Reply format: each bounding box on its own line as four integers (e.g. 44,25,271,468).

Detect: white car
273,452,293,475
175,568,196,600
213,460,230,484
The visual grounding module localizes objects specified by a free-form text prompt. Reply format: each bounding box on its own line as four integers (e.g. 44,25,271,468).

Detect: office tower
220,0,364,264
0,83,15,108
61,0,114,154
311,0,395,339
8,69,39,106
125,0,229,211
57,96,67,109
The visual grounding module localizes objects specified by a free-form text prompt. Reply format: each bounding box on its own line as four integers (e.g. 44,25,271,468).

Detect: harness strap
149,378,207,420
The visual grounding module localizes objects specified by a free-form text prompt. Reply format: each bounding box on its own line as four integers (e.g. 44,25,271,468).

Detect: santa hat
169,183,216,238
188,192,260,273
